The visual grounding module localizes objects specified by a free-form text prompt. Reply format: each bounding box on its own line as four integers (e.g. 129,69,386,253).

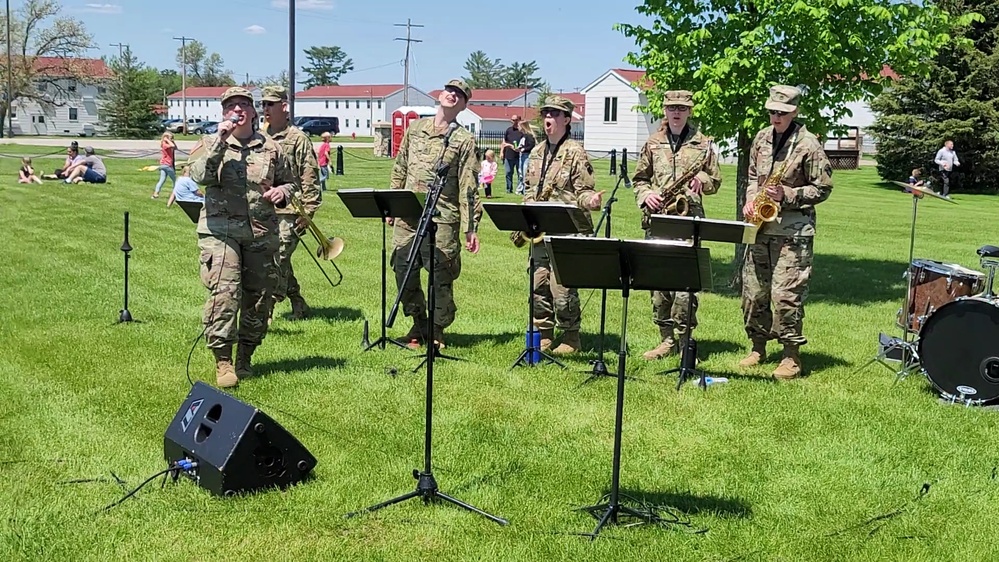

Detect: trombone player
262,85,322,321
740,85,833,380
633,90,721,361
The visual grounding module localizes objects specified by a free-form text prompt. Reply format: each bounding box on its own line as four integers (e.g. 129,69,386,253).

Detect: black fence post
621,147,628,176
336,145,344,176
609,149,617,176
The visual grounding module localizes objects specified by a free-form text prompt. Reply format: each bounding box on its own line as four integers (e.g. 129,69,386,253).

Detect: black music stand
546,235,709,538
176,201,202,223
338,188,425,352
481,202,588,371
649,215,751,390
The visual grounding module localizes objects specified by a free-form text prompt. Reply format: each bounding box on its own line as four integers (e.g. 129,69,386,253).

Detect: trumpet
511,230,545,248
289,195,345,261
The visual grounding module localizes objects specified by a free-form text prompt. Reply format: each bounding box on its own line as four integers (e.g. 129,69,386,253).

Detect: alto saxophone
511,149,573,248
746,131,799,227
643,147,710,226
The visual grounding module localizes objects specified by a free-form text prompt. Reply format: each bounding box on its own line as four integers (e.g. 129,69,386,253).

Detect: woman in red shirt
151,131,177,199
317,131,331,191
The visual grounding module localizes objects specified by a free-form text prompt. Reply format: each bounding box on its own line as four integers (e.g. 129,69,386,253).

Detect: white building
9,57,112,136
167,86,263,122
580,68,658,155
456,105,584,136
294,84,434,136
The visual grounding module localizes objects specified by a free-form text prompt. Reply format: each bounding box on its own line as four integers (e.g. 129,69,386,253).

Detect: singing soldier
523,95,603,354
740,85,833,380
262,85,322,321
189,87,300,388
390,79,481,349
633,90,721,360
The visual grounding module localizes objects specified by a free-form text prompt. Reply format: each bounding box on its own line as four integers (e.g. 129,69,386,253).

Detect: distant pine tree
100,48,162,139
869,0,999,193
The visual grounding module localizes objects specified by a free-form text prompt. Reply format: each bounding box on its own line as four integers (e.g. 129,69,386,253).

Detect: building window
355,100,360,109
335,100,339,109
68,80,77,92
97,86,106,95
325,100,329,109
366,119,370,129
366,99,370,109
377,100,382,109
355,119,359,128
603,97,618,123
69,108,78,121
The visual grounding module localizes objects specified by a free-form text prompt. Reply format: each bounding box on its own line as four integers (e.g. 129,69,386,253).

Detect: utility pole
173,36,193,132
394,18,423,105
6,0,13,138
109,42,128,59
288,0,295,122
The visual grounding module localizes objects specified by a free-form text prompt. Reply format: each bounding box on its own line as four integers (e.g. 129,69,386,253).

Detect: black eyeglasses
665,105,689,112
262,101,278,107
768,110,789,116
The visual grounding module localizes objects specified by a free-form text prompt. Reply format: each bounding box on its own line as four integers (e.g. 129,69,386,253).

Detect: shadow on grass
253,355,347,378
296,306,364,323
603,488,752,519
442,331,523,348
708,253,908,306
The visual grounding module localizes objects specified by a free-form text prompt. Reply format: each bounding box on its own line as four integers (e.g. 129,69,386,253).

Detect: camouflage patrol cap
765,85,801,113
541,95,574,114
444,79,472,101
220,86,254,105
261,85,288,102
663,90,694,108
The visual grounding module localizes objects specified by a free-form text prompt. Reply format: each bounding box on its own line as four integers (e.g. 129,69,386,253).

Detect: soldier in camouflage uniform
262,85,322,321
189,86,300,388
524,95,604,354
740,85,833,380
389,79,482,349
633,90,721,360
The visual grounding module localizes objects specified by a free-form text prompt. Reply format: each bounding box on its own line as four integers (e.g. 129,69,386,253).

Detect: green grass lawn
2,148,998,561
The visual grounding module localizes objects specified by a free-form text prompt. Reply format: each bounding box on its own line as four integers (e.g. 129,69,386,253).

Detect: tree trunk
728,127,752,290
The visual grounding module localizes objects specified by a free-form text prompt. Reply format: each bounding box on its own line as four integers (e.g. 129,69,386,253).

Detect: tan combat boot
552,330,581,355
737,340,768,368
538,329,554,352
432,325,446,350
772,345,803,380
289,294,311,320
643,327,678,360
235,344,256,379
213,345,238,388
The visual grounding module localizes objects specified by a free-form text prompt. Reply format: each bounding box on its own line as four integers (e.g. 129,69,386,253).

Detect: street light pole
173,36,192,131
369,89,373,136
6,0,13,138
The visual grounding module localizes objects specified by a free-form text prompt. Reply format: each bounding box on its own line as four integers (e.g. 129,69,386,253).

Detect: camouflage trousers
391,221,462,329
197,233,279,349
644,227,698,338
273,215,302,302
741,234,814,346
530,240,581,332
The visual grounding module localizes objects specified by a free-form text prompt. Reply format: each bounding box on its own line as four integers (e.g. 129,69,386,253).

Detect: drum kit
863,181,999,406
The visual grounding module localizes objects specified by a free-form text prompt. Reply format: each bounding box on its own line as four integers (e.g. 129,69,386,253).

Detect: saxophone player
739,85,833,380
524,95,603,354
633,90,721,360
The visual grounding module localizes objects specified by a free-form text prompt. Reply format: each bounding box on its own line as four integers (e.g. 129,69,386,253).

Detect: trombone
289,194,345,287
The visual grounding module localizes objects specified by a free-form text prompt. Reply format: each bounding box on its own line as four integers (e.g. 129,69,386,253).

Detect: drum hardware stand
348,137,506,526
118,211,134,323
656,221,707,391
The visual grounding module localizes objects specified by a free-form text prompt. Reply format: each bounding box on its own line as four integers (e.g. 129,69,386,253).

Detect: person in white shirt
933,140,960,196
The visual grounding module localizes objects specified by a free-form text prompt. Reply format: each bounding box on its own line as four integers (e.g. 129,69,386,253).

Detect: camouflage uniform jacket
633,125,721,217
748,124,833,237
265,123,322,216
390,117,481,234
189,132,300,239
523,135,596,235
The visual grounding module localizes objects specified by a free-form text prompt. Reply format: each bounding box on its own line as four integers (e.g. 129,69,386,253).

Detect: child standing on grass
18,157,42,184
479,149,497,198
151,131,177,199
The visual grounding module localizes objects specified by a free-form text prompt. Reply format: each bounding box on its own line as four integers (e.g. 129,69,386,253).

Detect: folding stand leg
511,245,565,370
656,291,708,390
365,217,411,352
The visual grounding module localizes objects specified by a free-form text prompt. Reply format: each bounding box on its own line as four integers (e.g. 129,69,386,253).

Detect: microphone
442,122,459,147
219,114,239,139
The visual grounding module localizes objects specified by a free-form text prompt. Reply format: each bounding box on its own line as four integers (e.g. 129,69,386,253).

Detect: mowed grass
1,146,998,561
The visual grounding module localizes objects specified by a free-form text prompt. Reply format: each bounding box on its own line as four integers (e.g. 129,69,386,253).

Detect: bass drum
918,297,999,403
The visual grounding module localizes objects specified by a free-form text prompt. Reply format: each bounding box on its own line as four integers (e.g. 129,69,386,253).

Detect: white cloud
270,0,334,10
81,3,122,14
244,25,267,35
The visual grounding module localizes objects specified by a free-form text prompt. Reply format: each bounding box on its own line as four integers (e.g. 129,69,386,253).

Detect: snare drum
897,259,985,333
918,297,999,404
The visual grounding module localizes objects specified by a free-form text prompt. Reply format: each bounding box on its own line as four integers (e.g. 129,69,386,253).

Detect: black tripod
657,221,707,390
119,211,134,323
582,162,631,383
363,206,410,352
348,130,505,526
511,237,565,370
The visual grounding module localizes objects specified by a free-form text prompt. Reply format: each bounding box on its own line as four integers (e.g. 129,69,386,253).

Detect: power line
394,19,423,105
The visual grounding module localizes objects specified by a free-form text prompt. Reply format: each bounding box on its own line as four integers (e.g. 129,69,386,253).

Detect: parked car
167,118,203,133
295,116,339,135
191,121,216,134
299,118,340,136
202,122,219,134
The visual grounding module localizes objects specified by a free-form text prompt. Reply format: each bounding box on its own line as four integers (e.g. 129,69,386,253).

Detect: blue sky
66,0,653,93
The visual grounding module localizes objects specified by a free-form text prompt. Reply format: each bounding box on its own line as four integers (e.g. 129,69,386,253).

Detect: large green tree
174,39,234,87
462,50,505,89
301,46,353,89
868,0,999,193
502,61,546,90
617,0,979,283
100,48,161,139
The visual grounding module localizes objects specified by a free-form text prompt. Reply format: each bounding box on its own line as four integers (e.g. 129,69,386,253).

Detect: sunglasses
769,110,789,116
223,100,251,111
542,109,565,117
262,101,280,107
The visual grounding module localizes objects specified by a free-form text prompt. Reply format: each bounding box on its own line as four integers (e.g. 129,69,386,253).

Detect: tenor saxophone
746,132,799,227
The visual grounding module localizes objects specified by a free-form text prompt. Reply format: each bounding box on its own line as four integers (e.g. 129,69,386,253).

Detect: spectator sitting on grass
64,146,107,184
166,166,204,207
18,157,43,184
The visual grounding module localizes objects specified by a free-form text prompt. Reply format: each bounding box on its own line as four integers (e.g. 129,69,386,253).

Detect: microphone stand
581,150,630,384
119,211,134,323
